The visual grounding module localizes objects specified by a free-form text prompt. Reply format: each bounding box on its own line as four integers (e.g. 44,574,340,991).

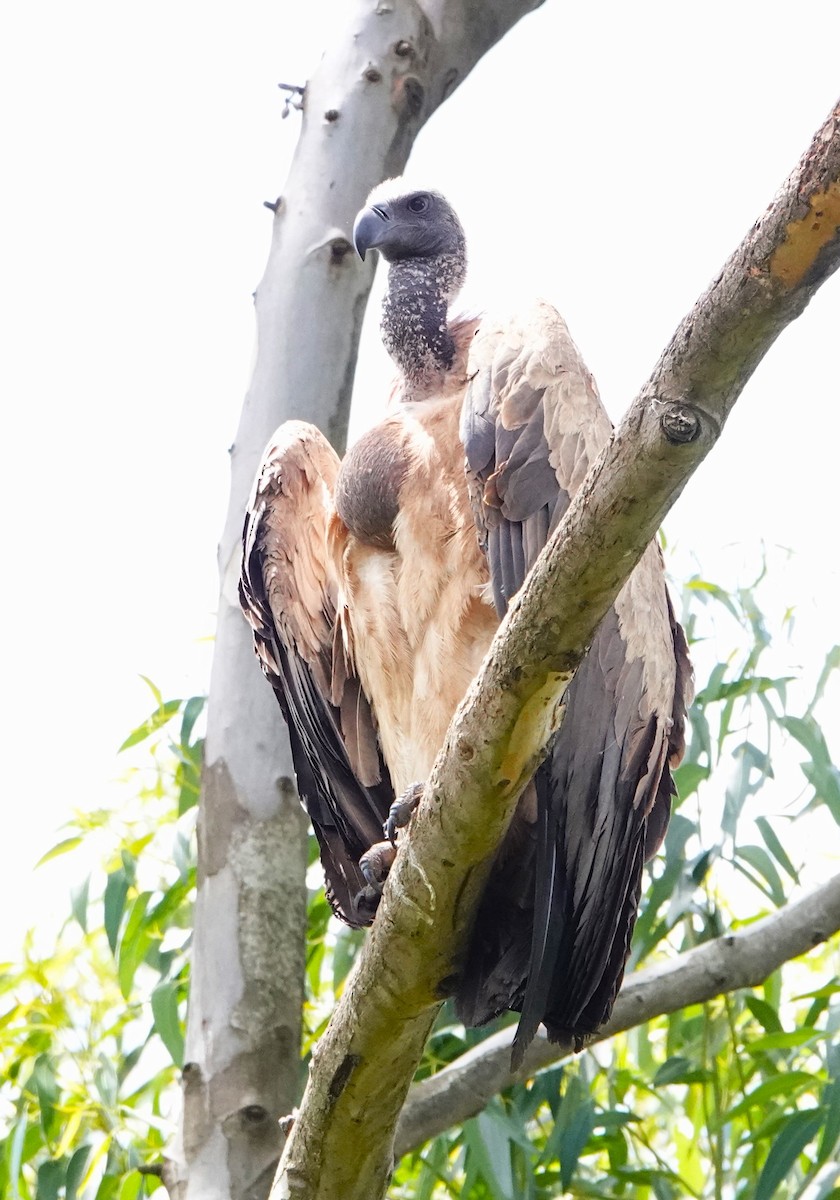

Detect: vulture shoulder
458,301,692,1060
239,420,393,927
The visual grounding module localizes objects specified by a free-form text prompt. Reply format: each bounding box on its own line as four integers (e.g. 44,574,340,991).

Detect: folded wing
459,302,692,1061
239,420,393,926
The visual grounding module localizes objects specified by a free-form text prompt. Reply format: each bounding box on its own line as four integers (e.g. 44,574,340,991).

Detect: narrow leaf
736,845,786,905
819,1078,840,1163
36,1160,63,1200
755,1111,821,1200
103,870,129,953
70,877,90,933
756,816,799,883
35,837,83,868
723,1071,816,1122
151,981,184,1066
118,699,182,752
746,1029,822,1053
9,1114,28,1196
180,695,205,745
807,644,840,716
745,995,783,1033
65,1145,92,1200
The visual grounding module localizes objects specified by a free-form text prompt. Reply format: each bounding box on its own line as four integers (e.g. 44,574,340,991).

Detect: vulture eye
407,194,429,213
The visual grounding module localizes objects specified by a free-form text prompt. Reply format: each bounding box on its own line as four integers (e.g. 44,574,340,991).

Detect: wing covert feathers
458,301,692,1063
239,421,392,927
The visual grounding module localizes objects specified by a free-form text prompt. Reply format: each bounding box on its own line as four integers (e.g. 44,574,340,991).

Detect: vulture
239,180,692,1065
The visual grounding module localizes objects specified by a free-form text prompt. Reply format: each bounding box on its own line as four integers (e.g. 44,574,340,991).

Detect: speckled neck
381,251,465,396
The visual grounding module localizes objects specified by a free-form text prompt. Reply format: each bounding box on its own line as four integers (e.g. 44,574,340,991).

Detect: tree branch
394,873,840,1153
174,3,547,1197
271,97,840,1200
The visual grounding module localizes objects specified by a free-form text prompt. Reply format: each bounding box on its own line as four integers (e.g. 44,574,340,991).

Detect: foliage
0,684,202,1199
2,573,839,1198
312,568,840,1199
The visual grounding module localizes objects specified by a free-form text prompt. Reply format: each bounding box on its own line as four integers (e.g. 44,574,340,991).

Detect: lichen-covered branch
395,873,840,1153
168,2,546,1198
271,97,840,1200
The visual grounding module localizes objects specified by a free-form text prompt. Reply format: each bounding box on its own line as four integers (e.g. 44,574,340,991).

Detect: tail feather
456,607,680,1067
511,768,563,1068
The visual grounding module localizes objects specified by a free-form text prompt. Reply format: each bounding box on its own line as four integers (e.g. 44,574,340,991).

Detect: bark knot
660,402,701,445
330,238,353,265
239,1104,270,1128
328,1054,361,1102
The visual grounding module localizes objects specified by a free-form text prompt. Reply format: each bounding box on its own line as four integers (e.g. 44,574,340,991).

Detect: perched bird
239,180,692,1065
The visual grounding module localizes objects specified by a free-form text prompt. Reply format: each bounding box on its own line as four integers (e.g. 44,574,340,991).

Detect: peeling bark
168,2,546,1197
395,873,840,1153
271,97,840,1200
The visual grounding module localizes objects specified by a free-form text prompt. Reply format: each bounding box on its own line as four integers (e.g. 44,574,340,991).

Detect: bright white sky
2,1,839,956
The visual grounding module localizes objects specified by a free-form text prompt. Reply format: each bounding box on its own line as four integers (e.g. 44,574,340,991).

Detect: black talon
359,860,384,895
385,781,425,845
359,840,397,894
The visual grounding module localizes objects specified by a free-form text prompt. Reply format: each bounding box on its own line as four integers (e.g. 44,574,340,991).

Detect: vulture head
353,180,468,387
353,183,466,270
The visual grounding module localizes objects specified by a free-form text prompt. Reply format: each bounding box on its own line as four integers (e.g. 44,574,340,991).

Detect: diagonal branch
395,873,840,1154
271,99,840,1200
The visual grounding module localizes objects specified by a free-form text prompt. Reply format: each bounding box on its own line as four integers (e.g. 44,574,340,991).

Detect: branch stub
660,402,701,445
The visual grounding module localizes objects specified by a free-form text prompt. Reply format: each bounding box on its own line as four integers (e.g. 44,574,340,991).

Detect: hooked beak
352,204,390,260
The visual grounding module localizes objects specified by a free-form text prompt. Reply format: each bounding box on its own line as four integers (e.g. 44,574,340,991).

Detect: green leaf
463,1108,513,1198
94,1056,118,1109
65,1145,92,1200
697,674,791,705
119,699,182,752
736,845,786,905
104,869,129,953
138,674,164,706
686,579,740,619
802,759,840,825
32,1055,60,1141
747,1029,824,1053
332,926,364,990
542,1076,596,1190
653,1056,709,1086
117,892,152,998
36,1159,63,1200
35,837,83,868
723,1071,817,1122
70,877,90,933
151,981,184,1066
807,644,840,716
117,1173,142,1200
819,1078,840,1163
782,714,832,767
180,695,205,746
746,995,783,1033
794,979,840,1002
9,1114,28,1195
755,1110,821,1200
756,816,799,883
672,761,709,800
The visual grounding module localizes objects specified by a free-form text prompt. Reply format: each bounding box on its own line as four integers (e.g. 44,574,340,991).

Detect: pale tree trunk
271,97,840,1200
163,3,545,1198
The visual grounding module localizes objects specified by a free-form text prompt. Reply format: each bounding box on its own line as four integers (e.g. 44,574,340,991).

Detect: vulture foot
359,840,397,893
385,781,425,845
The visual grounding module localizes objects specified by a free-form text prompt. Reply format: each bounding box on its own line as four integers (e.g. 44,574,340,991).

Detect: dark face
353,190,466,263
